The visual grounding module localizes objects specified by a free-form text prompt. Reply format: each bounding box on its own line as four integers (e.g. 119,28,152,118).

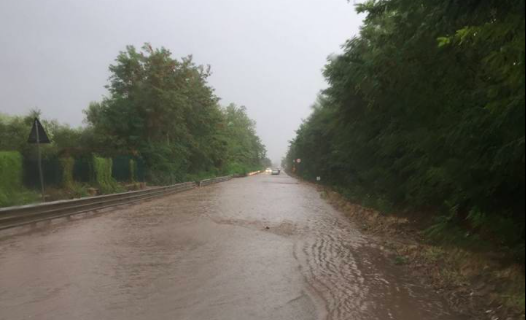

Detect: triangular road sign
28,118,51,144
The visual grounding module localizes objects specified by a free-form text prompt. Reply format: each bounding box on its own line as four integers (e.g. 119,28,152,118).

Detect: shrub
0,152,39,207
92,155,124,194
0,151,22,190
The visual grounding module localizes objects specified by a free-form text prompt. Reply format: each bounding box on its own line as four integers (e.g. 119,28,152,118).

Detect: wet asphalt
0,173,462,320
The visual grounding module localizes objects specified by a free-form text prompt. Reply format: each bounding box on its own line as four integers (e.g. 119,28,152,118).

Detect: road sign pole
35,120,45,201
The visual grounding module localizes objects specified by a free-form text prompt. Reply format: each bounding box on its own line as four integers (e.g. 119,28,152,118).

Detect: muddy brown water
0,174,463,320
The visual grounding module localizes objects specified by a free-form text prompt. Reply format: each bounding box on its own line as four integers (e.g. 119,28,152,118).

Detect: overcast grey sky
0,0,363,163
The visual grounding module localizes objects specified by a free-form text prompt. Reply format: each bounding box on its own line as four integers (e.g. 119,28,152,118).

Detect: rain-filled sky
0,0,363,163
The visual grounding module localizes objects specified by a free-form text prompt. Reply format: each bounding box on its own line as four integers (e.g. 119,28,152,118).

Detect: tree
287,0,525,253
85,44,268,182
221,104,268,174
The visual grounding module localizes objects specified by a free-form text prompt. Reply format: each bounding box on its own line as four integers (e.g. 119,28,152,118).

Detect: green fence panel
112,156,132,182
23,158,62,189
20,154,147,190
111,156,146,182
136,159,147,182
73,157,92,183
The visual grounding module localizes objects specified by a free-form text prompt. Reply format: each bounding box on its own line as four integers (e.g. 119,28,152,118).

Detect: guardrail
0,182,198,231
0,176,237,231
198,175,232,187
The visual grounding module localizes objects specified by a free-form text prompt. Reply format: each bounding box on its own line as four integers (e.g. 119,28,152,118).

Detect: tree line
1,44,270,188
286,0,525,257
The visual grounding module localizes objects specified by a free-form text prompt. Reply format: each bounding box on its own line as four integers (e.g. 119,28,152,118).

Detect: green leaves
85,44,267,183
92,156,123,194
1,44,267,189
0,152,39,208
287,0,525,249
437,37,452,47
221,104,268,172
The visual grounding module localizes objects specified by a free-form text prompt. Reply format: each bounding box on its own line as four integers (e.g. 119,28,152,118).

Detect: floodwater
0,174,462,320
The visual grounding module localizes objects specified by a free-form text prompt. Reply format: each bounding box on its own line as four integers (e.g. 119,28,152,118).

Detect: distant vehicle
272,169,281,175
265,168,272,174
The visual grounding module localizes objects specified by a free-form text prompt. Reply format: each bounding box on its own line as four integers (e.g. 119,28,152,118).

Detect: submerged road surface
0,174,462,320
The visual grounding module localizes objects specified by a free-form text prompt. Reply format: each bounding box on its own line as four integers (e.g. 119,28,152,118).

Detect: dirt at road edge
311,184,525,320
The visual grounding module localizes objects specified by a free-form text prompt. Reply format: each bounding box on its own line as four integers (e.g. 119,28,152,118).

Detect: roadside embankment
310,183,525,320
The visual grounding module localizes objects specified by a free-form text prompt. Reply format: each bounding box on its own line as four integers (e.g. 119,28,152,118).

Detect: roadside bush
0,151,22,189
69,183,90,199
186,169,219,184
92,156,124,194
223,162,262,177
0,152,39,207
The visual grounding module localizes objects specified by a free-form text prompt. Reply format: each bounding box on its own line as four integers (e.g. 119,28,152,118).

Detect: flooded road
0,174,462,320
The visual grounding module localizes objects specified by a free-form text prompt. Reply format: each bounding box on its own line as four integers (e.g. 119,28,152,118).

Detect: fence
23,155,147,189
112,156,146,182
23,158,62,188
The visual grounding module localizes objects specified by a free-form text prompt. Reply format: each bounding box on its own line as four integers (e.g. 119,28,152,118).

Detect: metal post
35,120,45,201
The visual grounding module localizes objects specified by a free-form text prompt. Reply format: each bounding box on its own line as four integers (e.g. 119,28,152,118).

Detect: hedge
0,151,38,207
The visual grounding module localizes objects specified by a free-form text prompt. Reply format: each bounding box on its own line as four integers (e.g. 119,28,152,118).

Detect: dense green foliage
0,111,87,160
1,44,268,200
0,152,38,207
286,0,525,253
85,44,269,183
0,152,23,199
92,156,123,194
221,104,268,175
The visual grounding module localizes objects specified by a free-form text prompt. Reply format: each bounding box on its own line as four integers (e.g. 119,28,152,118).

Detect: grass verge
317,186,525,320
